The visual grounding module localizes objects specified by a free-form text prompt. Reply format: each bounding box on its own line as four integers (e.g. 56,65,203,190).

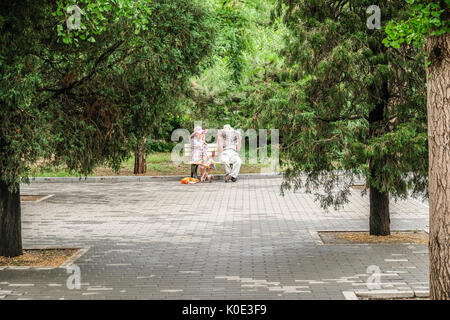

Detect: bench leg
191,164,199,179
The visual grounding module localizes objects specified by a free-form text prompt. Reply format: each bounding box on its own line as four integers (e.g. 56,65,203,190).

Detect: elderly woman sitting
190,126,215,182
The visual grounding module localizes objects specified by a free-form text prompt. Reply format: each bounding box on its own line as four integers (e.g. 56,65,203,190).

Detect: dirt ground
318,231,428,244
0,249,80,267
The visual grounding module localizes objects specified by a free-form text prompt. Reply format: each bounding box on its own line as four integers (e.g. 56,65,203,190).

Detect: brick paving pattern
0,178,429,299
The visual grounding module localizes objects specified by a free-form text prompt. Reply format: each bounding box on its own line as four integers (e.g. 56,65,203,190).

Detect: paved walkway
0,178,429,299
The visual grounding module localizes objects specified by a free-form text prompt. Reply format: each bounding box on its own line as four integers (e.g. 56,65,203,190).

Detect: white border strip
21,194,54,203
27,173,282,183
309,230,324,245
342,291,358,300
60,246,90,268
343,290,430,300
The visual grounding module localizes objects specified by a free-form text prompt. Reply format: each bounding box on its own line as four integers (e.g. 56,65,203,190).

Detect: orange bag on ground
181,177,200,184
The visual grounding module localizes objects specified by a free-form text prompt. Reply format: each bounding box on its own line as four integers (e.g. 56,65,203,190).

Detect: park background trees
0,0,214,256
186,0,288,130
1,0,449,300
257,0,428,236
110,0,215,174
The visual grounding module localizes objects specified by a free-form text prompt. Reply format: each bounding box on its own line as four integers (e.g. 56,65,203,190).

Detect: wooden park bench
184,143,218,179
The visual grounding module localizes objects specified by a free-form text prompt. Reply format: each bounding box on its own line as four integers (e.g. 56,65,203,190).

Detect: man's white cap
223,124,232,130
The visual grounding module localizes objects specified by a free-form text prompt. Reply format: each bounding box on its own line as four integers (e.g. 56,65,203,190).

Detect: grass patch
30,152,271,177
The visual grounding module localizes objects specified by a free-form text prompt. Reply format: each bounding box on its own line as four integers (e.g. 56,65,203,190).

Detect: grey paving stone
0,178,429,300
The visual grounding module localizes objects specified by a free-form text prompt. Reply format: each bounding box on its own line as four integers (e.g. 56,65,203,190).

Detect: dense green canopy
0,0,214,187
269,0,428,210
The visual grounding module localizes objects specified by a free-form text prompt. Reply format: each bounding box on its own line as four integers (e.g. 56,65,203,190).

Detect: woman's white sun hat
194,126,208,134
191,126,208,138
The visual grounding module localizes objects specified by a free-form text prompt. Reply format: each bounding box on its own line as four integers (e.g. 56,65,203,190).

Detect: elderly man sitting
217,124,242,182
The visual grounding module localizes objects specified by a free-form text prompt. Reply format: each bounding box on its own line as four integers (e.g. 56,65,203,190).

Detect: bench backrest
184,143,218,159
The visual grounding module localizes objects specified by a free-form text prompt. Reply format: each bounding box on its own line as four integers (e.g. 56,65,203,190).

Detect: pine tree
272,0,428,235
0,0,213,257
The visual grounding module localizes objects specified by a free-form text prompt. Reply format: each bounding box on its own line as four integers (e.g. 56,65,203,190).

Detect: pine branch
315,115,365,123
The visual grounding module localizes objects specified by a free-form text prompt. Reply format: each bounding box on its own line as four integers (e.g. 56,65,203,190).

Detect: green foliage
1,0,434,203
384,0,449,49
109,0,215,158
186,0,288,130
53,0,153,45
0,0,214,189
261,0,429,209
214,1,249,84
146,141,175,153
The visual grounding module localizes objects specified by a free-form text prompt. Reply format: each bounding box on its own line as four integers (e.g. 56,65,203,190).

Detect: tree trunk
369,185,390,236
0,180,23,257
134,138,147,174
426,34,450,300
368,81,391,236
